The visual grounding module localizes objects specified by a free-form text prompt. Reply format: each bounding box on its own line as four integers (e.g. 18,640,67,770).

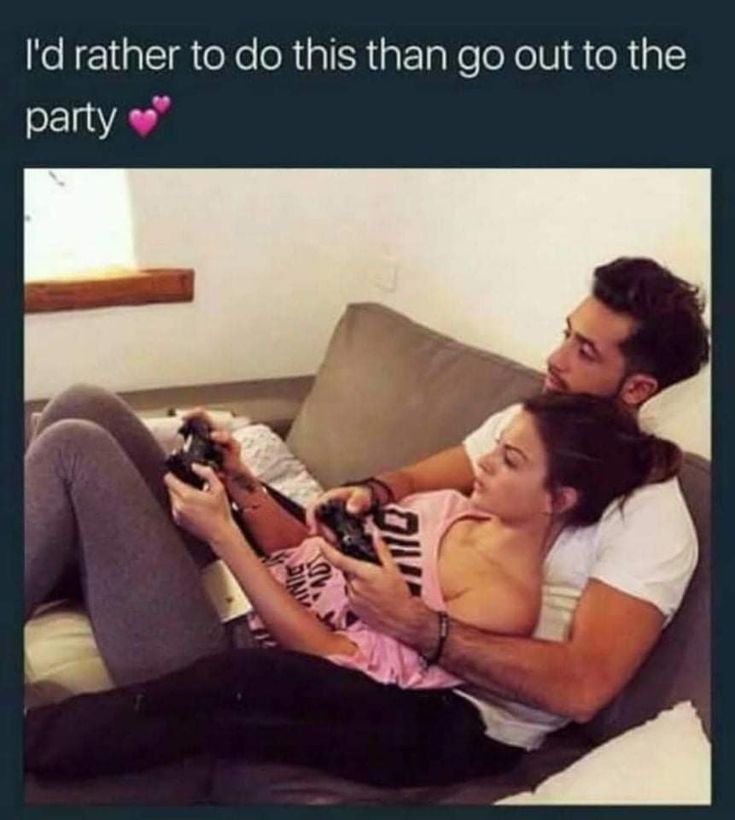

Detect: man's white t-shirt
456,405,698,750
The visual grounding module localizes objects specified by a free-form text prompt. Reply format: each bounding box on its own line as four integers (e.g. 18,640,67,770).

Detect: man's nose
548,340,570,372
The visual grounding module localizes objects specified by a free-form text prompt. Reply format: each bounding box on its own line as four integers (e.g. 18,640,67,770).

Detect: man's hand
305,485,373,533
164,463,239,551
319,534,428,644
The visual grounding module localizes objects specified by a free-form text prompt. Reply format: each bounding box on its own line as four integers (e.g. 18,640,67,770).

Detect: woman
24,385,679,785
163,390,681,691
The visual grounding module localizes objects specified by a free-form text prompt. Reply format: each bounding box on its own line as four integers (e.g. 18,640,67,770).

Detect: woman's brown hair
524,392,681,526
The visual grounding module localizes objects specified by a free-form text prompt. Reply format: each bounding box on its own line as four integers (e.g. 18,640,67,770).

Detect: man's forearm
395,599,595,722
376,445,476,502
373,469,416,504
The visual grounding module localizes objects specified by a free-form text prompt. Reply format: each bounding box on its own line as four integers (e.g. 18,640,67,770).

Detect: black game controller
315,499,379,564
165,418,224,489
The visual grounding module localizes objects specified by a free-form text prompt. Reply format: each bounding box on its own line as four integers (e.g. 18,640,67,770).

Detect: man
316,256,710,750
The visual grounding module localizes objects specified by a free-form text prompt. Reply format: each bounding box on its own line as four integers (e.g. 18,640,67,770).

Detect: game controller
165,417,223,489
315,499,379,564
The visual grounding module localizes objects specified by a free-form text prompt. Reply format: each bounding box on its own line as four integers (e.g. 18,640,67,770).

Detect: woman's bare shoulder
446,565,541,636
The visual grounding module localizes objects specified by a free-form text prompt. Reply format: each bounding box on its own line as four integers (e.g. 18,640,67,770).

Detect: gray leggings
24,384,228,685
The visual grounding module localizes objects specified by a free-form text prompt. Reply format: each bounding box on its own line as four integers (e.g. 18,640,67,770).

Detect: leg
25,418,226,684
205,702,521,787
35,384,306,557
190,652,522,787
25,649,522,785
33,384,169,505
32,382,213,566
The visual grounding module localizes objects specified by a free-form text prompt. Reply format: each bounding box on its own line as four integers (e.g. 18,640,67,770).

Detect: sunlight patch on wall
24,168,136,281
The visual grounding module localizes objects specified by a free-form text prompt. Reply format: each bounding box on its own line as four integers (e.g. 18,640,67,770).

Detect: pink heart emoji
128,108,159,138
152,95,171,115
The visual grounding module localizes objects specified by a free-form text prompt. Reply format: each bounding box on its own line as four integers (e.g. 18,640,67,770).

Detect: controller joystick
165,418,223,489
315,499,379,564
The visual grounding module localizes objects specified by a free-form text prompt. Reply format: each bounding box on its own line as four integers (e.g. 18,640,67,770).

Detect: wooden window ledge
24,268,194,313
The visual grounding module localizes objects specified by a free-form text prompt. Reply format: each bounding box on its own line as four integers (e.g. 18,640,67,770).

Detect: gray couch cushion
287,302,543,489
210,724,592,805
25,757,212,805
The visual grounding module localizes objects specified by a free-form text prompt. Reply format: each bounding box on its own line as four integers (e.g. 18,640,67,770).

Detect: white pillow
232,423,323,507
496,701,710,805
24,602,115,704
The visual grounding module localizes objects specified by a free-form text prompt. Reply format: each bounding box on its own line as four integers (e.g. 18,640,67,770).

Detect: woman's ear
550,486,578,517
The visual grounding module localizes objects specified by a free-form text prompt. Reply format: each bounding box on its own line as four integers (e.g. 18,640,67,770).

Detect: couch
24,302,711,804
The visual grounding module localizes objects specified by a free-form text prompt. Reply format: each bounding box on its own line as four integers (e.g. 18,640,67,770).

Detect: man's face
545,296,638,399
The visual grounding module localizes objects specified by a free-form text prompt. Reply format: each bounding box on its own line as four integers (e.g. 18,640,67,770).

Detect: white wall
24,168,710,457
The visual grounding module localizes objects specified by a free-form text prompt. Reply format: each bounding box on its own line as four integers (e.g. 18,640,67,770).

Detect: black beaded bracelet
421,611,450,666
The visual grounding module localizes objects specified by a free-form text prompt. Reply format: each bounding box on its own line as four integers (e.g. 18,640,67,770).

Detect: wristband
421,611,450,666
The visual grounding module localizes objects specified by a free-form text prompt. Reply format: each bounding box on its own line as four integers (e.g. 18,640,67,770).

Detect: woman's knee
28,418,118,465
44,383,121,419
34,384,139,443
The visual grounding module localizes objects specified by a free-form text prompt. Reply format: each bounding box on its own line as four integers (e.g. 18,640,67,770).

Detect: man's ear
619,372,659,408
547,486,578,517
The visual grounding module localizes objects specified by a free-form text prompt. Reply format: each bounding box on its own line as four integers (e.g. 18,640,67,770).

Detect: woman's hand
183,408,259,492
164,463,240,552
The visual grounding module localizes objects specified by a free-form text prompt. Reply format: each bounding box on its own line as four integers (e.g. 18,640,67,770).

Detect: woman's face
470,410,554,524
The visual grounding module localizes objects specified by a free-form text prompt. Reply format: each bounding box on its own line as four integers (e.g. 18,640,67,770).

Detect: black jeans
25,648,523,787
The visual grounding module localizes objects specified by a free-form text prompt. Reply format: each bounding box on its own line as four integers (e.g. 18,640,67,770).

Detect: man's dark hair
592,257,710,390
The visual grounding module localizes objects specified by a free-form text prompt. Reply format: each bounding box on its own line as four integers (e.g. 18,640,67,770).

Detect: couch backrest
287,302,711,737
584,452,711,740
287,303,542,487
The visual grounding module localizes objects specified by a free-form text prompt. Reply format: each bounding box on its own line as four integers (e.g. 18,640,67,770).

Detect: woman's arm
165,464,355,658
211,524,356,658
184,413,309,554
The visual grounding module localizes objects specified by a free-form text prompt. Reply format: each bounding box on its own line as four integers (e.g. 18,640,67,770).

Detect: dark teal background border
2,1,732,817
